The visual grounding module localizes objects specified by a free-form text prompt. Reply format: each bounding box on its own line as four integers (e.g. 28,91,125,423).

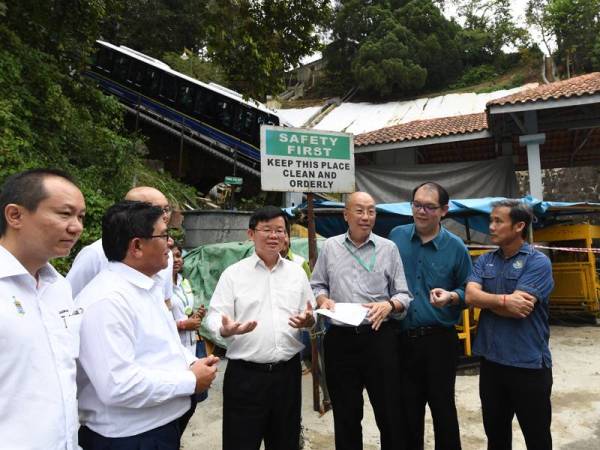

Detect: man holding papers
311,191,412,450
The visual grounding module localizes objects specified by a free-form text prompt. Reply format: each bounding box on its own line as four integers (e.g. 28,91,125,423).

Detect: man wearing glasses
76,201,219,449
389,182,472,450
311,191,412,450
67,186,175,304
205,206,315,450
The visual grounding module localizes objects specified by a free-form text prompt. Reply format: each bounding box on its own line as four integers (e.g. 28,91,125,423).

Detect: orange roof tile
488,72,600,107
355,113,488,147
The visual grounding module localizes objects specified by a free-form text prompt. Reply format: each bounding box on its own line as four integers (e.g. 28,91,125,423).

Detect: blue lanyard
343,240,376,272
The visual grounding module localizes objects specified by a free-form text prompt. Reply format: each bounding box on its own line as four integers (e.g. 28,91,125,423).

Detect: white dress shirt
66,238,174,300
76,262,197,438
0,245,80,450
171,274,198,351
206,253,315,363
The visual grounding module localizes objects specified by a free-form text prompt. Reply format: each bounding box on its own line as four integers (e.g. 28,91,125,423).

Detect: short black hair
491,199,533,239
102,200,164,262
411,181,449,206
0,168,77,236
249,205,289,230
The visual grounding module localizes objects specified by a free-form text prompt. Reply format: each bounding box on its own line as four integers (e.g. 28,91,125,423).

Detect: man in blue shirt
389,182,471,450
466,199,554,450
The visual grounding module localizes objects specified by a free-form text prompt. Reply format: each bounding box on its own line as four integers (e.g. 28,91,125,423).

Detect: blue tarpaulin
286,197,600,238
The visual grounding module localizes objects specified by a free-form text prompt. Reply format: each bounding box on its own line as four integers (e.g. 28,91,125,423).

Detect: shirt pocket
358,271,388,298
503,268,521,294
481,264,498,293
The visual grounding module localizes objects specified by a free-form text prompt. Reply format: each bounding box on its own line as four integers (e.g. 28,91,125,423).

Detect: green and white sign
260,125,355,193
224,176,243,185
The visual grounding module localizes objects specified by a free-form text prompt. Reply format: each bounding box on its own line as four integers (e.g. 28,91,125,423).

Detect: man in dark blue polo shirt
389,182,472,450
466,199,554,450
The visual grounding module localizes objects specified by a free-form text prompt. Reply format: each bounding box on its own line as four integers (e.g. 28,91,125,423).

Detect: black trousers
324,322,404,450
223,354,301,450
480,358,553,450
400,328,461,450
79,417,182,450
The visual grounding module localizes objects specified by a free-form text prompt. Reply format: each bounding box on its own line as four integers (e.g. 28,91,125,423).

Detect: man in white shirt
0,168,86,450
206,206,315,450
67,186,175,302
76,200,219,450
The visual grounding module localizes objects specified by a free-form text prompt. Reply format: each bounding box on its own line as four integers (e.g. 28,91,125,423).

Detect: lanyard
343,240,376,272
174,279,192,309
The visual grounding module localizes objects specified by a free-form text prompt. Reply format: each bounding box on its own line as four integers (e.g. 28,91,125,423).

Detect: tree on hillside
325,0,463,98
101,1,207,57
545,0,600,75
202,0,331,100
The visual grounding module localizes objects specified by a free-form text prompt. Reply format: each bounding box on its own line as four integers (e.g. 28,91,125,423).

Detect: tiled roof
488,72,600,107
355,112,487,147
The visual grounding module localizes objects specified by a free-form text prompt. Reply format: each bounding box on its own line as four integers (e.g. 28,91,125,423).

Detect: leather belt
230,354,299,373
402,325,454,338
330,321,391,335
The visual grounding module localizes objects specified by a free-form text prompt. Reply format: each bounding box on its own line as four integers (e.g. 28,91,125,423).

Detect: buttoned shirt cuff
453,290,467,308
174,369,198,396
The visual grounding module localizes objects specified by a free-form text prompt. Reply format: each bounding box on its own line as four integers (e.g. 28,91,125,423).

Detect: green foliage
0,13,198,273
203,0,331,100
161,52,228,85
545,0,600,73
451,64,498,88
326,0,465,98
101,1,206,57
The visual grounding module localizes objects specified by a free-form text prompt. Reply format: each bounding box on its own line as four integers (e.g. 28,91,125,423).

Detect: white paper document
316,303,368,326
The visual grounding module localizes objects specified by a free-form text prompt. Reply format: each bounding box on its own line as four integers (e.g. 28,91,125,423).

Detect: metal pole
307,193,320,411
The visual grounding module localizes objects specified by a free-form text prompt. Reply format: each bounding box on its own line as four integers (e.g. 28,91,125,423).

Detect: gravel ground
182,325,600,449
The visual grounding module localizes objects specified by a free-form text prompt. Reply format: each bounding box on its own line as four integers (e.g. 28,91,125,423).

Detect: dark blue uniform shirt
468,243,554,369
389,224,472,330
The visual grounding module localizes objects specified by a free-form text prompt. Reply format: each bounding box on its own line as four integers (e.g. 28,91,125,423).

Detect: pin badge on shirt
513,260,524,269
13,296,25,315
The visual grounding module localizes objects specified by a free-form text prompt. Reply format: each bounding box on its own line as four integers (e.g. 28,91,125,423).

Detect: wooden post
307,193,320,412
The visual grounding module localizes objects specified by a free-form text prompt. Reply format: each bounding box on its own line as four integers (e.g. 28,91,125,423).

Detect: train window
193,89,216,119
127,61,145,88
112,55,130,82
216,99,233,128
236,107,256,135
160,74,177,102
144,68,161,96
178,83,195,112
95,47,113,73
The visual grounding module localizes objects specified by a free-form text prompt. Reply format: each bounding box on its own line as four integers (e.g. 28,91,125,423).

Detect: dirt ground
182,325,600,449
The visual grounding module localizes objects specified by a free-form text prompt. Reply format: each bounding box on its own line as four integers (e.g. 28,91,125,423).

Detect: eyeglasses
411,202,441,214
142,232,170,241
254,228,286,236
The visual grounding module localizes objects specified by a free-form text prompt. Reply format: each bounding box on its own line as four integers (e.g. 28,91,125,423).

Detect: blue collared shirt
468,243,554,369
389,223,472,329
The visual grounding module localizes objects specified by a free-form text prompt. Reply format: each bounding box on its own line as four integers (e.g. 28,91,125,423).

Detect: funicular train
87,40,282,166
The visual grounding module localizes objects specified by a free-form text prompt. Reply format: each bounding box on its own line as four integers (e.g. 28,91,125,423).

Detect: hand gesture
362,301,393,331
430,288,453,308
187,316,202,330
190,355,219,393
288,301,315,329
219,314,258,338
504,291,536,318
